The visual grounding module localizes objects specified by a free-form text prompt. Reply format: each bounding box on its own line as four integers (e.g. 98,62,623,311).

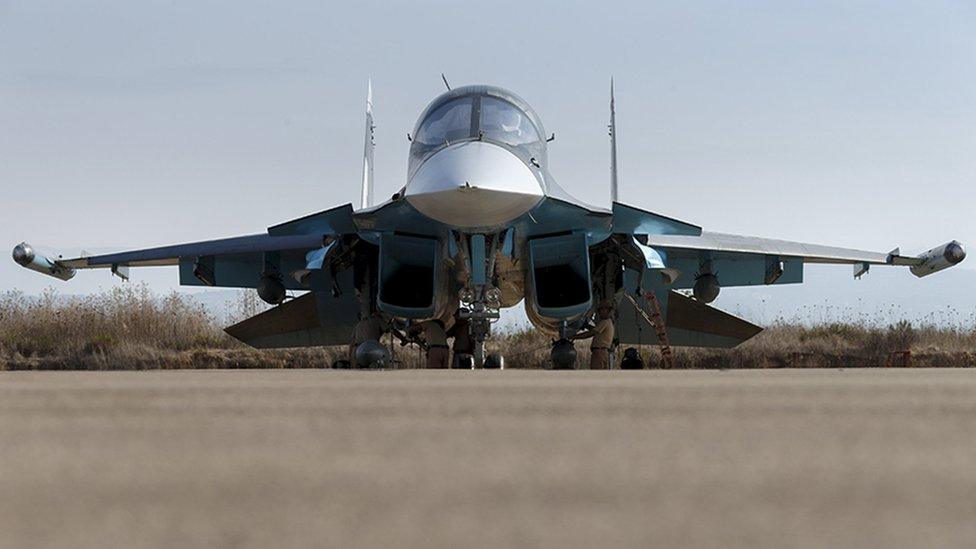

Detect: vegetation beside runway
2,286,975,370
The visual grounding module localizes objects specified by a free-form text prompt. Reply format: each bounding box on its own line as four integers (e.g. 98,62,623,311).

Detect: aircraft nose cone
405,142,543,229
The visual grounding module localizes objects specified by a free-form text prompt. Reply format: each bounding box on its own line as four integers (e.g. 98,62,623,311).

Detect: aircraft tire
473,342,485,368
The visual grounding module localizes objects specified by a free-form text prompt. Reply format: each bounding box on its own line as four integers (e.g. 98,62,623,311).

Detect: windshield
480,96,540,145
415,98,473,146
409,89,547,176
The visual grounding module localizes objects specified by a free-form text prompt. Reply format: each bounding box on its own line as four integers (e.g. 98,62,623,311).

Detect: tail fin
609,77,619,203
360,79,375,209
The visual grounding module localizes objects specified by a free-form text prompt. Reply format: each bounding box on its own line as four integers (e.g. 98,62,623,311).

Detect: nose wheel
468,311,493,368
473,340,486,369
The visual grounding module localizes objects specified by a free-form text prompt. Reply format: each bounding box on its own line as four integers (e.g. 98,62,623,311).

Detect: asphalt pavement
2,368,976,548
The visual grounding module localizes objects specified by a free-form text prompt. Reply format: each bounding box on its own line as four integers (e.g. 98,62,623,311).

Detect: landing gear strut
465,303,495,368
624,290,674,369
457,231,504,368
473,340,485,368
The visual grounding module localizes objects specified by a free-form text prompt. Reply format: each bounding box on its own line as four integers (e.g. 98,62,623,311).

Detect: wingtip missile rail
11,242,76,281
908,240,966,278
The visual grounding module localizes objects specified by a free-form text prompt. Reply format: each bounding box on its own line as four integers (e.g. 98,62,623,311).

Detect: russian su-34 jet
13,81,967,368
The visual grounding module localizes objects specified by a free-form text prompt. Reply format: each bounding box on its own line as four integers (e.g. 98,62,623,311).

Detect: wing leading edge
644,232,965,279
60,233,327,269
13,203,359,284
646,232,893,266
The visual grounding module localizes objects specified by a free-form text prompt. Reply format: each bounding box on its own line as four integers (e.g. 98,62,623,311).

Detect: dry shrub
491,327,552,369
2,287,976,370
628,320,976,370
0,285,232,358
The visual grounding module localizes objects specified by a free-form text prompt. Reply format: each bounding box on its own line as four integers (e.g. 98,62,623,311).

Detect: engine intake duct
528,233,592,319
377,233,440,318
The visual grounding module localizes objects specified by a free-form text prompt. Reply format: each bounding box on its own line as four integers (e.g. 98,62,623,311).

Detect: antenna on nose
441,73,452,91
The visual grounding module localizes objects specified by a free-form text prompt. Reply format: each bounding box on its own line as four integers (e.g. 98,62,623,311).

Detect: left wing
608,202,965,291
611,231,965,348
645,232,966,281
648,232,889,266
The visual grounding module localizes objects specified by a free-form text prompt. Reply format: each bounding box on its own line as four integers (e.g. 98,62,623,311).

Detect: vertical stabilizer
360,79,375,209
609,78,619,203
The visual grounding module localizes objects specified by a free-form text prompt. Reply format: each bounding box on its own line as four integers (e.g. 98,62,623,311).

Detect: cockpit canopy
410,85,547,173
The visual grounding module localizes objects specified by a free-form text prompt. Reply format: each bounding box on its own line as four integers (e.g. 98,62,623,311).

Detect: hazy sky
2,0,974,299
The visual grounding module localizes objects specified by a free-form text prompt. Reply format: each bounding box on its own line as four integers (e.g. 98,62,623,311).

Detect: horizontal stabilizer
225,291,358,349
616,290,762,348
664,290,763,347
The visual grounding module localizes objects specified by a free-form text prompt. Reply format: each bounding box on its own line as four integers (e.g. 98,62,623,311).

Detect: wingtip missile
11,242,75,281
910,240,966,278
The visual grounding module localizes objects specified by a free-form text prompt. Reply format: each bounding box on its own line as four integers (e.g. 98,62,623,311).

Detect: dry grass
0,285,231,355
2,287,975,370
669,320,976,369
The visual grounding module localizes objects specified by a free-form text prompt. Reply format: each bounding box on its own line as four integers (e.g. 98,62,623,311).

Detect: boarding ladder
623,291,674,369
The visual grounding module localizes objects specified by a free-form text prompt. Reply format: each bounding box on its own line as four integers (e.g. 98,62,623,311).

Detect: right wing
60,233,326,269
13,209,365,349
13,232,329,288
13,204,359,287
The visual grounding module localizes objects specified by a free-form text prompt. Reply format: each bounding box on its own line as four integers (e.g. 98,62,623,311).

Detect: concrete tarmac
2,369,976,549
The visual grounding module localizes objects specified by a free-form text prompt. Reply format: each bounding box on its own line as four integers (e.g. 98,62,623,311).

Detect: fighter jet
13,81,966,368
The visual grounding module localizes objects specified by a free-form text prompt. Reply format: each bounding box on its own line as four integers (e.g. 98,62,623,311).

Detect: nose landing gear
457,231,504,369
462,304,497,368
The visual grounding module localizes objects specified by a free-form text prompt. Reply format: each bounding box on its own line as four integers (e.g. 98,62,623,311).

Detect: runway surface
2,368,976,549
